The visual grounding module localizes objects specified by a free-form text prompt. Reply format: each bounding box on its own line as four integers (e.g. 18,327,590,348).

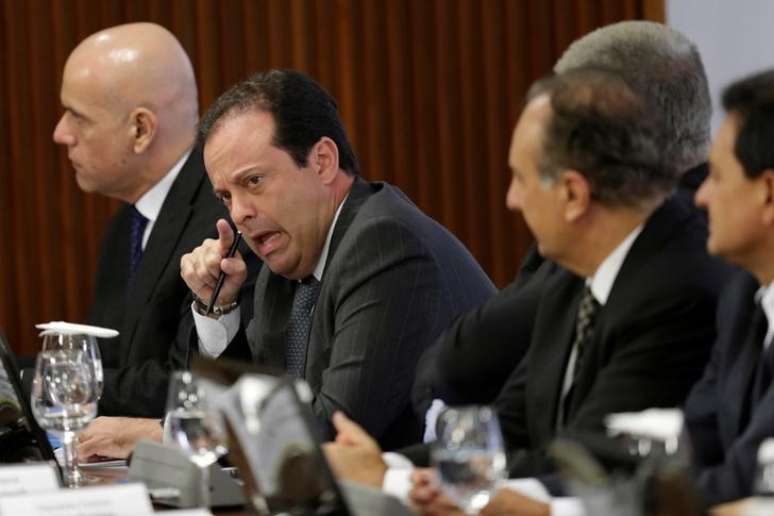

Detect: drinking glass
166,371,227,507
431,406,507,514
31,332,99,487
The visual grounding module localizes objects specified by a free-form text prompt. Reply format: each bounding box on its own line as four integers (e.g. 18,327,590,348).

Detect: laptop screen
251,380,348,515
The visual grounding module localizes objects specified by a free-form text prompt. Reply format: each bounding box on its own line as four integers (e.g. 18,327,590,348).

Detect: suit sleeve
682,338,757,506
310,218,450,443
414,256,555,411
684,274,766,506
98,294,195,417
691,388,774,505
99,254,261,417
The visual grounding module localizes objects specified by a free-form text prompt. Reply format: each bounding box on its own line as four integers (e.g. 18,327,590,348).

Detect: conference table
84,464,762,516
83,466,248,515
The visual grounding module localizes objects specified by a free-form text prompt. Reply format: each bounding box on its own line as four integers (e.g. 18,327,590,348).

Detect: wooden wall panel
0,0,663,355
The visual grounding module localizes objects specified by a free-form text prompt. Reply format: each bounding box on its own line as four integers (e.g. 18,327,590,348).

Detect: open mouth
253,230,283,255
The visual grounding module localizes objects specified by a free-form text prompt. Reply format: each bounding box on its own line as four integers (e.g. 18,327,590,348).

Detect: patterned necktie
286,277,321,377
128,205,149,285
560,285,601,426
571,285,601,384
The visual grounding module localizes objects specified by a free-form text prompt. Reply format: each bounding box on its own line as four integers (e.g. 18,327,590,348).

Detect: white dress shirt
193,196,348,358
383,224,645,514
133,150,190,250
756,281,774,349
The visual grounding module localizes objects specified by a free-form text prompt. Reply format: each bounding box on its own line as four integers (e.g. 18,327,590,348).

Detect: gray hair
555,21,711,174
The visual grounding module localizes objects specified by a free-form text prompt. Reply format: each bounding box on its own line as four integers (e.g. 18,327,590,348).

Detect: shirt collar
311,194,349,282
756,281,774,348
134,149,191,222
587,224,644,305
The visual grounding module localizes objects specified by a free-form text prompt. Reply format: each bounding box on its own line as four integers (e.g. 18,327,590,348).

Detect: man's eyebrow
62,103,86,119
232,166,266,180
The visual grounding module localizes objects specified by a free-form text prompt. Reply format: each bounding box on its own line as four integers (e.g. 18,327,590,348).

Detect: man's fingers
220,252,245,275
332,411,371,446
216,219,235,253
77,436,105,460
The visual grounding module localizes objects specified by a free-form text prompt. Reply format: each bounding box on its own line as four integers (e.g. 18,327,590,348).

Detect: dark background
0,0,663,355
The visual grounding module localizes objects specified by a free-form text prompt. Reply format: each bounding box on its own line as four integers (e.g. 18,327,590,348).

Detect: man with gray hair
411,19,713,420
554,20,711,175
323,21,730,508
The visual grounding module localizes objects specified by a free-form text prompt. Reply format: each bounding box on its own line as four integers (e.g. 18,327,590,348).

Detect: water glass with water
431,405,507,514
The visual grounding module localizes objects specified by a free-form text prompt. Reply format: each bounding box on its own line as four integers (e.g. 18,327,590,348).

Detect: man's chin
74,174,97,193
264,255,306,281
705,237,721,257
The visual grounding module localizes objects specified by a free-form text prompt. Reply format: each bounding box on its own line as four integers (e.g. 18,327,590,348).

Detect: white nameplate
0,483,153,516
0,463,59,496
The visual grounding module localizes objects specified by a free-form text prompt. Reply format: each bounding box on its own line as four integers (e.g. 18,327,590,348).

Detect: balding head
54,22,199,202
555,21,711,175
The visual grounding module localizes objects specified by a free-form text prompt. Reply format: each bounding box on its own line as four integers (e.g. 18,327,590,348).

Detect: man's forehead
510,95,551,157
204,110,279,173
209,109,275,145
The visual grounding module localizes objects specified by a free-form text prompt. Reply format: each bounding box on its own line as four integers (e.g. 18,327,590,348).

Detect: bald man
53,23,229,417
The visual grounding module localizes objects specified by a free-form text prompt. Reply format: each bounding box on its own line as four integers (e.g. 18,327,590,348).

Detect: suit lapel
322,178,374,278
727,287,763,437
607,196,690,303
122,152,204,347
249,270,295,368
527,271,584,440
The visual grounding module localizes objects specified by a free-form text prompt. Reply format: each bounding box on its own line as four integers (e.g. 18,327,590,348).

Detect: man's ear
130,108,157,154
311,137,340,184
560,169,592,222
760,169,774,225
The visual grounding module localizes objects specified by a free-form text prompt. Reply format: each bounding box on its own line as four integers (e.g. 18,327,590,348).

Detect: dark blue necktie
286,277,321,377
128,205,149,286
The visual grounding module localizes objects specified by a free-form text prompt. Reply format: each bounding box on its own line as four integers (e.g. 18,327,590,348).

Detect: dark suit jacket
683,271,774,506
411,165,710,417
411,248,558,415
233,179,495,450
89,148,228,417
496,195,730,477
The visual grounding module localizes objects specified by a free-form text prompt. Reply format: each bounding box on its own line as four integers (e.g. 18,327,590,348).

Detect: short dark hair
721,69,774,179
528,68,675,207
198,69,359,175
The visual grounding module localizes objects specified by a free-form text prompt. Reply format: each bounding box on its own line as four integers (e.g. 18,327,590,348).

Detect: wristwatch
193,295,239,318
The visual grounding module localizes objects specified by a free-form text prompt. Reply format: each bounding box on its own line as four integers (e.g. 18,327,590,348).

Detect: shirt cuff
501,478,585,516
424,399,447,443
381,452,415,502
191,302,241,358
502,478,552,502
551,497,585,516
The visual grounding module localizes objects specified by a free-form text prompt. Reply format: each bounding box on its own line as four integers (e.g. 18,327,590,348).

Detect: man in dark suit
179,70,495,450
408,68,774,516
683,69,774,507
413,19,714,421
324,67,730,512
52,23,228,419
